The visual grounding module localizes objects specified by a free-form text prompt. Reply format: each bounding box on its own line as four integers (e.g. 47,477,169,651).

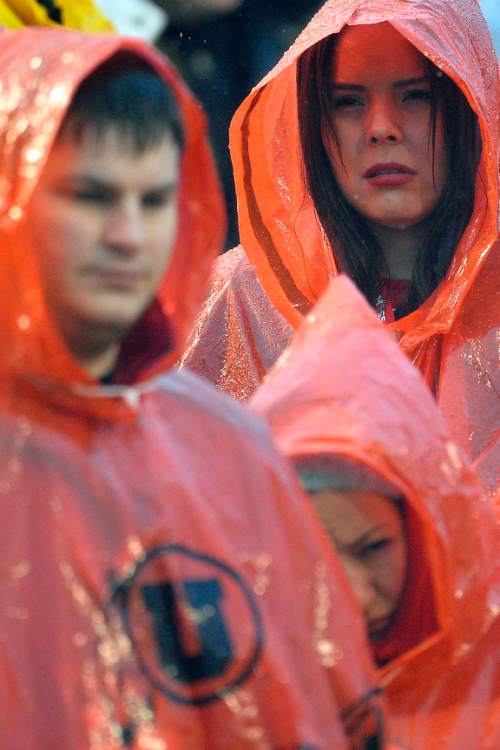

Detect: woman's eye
360,539,391,557
332,95,362,109
404,89,431,103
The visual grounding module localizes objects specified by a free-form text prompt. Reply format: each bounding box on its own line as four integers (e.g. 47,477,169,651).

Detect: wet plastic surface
251,274,500,750
182,0,499,496
0,28,383,749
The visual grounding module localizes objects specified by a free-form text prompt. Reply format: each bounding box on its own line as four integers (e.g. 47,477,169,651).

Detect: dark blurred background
154,0,323,249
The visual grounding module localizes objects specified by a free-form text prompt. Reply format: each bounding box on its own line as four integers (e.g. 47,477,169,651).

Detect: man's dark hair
297,34,481,317
59,51,184,152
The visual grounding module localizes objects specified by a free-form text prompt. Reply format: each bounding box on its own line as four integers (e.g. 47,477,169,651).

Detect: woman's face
311,489,407,640
325,22,448,231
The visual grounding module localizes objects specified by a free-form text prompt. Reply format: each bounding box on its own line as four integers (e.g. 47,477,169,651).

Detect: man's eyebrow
57,176,120,193
330,76,430,91
59,176,178,193
143,180,179,195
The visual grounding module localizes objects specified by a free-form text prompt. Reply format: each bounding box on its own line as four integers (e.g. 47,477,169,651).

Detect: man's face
27,128,180,358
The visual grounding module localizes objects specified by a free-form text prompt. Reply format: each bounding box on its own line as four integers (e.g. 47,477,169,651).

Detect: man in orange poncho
251,275,500,750
0,28,383,749
181,0,499,498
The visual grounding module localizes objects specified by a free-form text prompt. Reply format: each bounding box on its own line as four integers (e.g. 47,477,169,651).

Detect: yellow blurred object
0,0,114,31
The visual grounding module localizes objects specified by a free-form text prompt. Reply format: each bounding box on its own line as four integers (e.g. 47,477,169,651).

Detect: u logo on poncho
110,544,265,707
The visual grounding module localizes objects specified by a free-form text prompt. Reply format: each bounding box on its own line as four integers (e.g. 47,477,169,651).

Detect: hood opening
0,29,225,403
372,503,438,668
296,21,482,318
293,451,439,668
230,0,499,347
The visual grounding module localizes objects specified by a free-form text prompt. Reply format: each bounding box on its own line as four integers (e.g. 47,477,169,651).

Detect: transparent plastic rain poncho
251,274,500,750
181,0,499,497
0,28,384,750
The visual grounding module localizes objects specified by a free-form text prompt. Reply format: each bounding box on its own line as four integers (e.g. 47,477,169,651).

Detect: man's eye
73,191,114,205
143,195,165,208
142,191,173,208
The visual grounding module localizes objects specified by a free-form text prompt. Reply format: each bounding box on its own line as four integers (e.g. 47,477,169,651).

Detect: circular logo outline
113,543,265,706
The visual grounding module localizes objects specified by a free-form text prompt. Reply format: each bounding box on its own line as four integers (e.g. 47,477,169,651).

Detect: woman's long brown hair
297,33,482,317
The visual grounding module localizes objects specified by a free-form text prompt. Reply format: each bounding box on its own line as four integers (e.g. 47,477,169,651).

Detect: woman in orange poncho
0,28,383,749
251,275,500,750
181,0,499,497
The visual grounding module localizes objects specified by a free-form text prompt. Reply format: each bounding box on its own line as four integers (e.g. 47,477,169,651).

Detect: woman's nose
365,98,403,145
343,557,377,612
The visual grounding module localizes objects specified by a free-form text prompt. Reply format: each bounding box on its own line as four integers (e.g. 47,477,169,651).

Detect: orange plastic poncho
0,28,384,750
181,0,500,497
251,275,500,750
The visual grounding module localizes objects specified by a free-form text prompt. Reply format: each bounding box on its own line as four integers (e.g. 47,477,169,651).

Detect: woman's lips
364,162,417,187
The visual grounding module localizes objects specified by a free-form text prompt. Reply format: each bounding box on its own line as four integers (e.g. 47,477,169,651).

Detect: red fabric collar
377,279,412,323
110,299,172,385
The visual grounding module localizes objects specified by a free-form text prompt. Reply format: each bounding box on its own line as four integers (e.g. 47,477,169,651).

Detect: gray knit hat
294,453,401,498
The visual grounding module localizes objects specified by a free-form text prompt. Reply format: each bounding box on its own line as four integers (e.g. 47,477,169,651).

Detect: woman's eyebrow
393,75,430,88
339,524,392,553
330,76,430,91
330,83,365,91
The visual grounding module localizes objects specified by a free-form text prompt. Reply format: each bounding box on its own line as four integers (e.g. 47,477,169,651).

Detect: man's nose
365,98,403,145
104,200,145,254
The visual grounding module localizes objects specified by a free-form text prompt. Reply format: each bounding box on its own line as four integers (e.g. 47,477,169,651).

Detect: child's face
310,489,407,640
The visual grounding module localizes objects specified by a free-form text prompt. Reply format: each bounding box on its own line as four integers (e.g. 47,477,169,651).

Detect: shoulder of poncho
212,245,257,286
155,368,273,444
192,243,268,321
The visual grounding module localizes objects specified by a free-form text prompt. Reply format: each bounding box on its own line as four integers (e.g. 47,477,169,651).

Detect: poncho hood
251,275,499,691
230,0,499,352
0,27,225,420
